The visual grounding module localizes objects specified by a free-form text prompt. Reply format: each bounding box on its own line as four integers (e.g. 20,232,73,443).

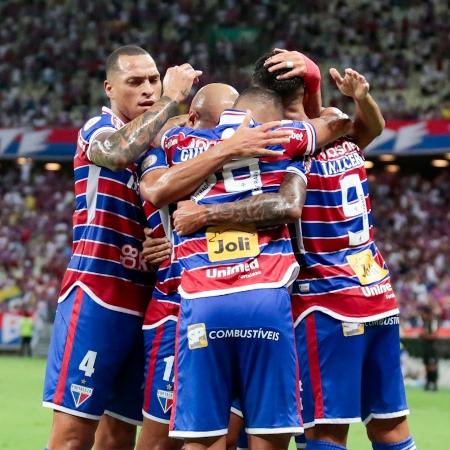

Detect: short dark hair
106,45,149,77
252,51,304,98
234,86,283,110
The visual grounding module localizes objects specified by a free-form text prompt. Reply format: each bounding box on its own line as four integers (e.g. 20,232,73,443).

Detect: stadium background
0,0,449,448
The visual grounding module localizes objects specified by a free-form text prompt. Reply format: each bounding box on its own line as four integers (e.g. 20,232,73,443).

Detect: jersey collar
218,109,257,127
102,106,125,129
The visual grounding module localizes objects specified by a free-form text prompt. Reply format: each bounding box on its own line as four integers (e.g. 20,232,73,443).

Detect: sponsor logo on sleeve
141,154,158,172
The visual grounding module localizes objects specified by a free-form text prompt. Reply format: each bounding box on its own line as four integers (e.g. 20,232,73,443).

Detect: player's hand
163,64,203,103
265,49,321,91
224,111,291,159
264,49,308,79
173,201,208,236
141,227,172,267
330,68,369,101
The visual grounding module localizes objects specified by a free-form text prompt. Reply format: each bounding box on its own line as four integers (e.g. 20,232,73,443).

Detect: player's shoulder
161,126,195,148
79,107,119,143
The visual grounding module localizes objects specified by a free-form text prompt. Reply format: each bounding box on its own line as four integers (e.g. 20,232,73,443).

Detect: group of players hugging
42,45,417,450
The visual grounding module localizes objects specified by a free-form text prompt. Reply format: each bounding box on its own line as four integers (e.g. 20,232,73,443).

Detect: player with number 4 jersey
43,45,204,450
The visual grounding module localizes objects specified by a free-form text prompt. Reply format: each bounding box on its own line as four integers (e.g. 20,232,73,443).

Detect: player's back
164,109,316,299
291,137,398,323
60,107,154,316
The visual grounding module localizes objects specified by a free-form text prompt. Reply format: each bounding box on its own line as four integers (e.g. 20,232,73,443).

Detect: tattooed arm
88,96,179,170
140,114,292,208
173,172,306,235
88,64,202,171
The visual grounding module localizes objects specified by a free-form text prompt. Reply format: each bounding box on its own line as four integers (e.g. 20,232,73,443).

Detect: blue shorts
43,286,144,424
169,287,302,438
142,318,177,423
296,312,408,428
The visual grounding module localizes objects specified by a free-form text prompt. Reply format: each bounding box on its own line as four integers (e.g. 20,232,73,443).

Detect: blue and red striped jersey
59,106,154,316
162,109,316,298
291,137,399,323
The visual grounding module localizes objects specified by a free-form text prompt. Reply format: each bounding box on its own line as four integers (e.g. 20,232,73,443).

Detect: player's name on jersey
319,152,364,176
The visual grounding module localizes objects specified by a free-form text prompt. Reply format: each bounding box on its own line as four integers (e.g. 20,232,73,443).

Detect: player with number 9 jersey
291,136,408,430
291,136,399,323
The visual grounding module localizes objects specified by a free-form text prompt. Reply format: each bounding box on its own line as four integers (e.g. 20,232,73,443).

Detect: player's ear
188,110,198,127
104,79,113,100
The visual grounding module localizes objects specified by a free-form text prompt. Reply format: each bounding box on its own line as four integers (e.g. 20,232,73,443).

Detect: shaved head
189,83,239,128
104,45,162,122
106,45,152,78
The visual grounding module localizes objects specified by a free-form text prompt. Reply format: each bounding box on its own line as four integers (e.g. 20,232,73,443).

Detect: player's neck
109,103,130,124
283,99,309,121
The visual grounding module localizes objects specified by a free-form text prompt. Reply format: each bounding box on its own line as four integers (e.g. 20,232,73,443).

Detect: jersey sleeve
285,160,308,186
79,115,117,162
279,120,317,157
161,126,195,161
138,147,169,179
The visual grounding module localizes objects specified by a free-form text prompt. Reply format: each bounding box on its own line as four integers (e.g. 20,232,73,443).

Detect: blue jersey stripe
73,225,143,247
301,215,374,238
68,255,150,285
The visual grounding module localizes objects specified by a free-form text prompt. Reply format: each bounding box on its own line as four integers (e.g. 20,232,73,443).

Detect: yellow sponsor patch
206,225,259,262
187,323,208,349
346,249,389,285
342,322,365,337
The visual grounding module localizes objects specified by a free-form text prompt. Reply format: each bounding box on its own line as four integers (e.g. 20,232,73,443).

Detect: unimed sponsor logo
362,282,393,297
206,259,260,279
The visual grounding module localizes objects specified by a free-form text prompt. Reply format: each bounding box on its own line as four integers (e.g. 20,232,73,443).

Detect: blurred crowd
0,164,73,319
0,163,449,328
1,0,449,128
372,170,450,328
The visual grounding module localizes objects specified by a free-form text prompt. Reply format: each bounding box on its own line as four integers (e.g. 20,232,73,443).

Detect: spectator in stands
0,0,449,127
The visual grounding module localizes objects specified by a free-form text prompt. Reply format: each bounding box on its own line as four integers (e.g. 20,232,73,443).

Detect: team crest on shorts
187,323,208,349
70,383,93,408
157,388,174,414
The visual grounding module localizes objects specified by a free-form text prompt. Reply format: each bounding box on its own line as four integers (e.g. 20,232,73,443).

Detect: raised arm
88,65,201,171
140,114,292,208
330,67,385,149
173,171,307,236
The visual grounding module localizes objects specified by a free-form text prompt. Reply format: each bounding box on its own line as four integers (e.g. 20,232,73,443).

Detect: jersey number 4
79,350,97,377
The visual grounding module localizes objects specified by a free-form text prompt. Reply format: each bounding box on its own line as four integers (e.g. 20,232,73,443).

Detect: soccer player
136,83,239,450
140,86,349,450
42,45,202,450
174,57,417,450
